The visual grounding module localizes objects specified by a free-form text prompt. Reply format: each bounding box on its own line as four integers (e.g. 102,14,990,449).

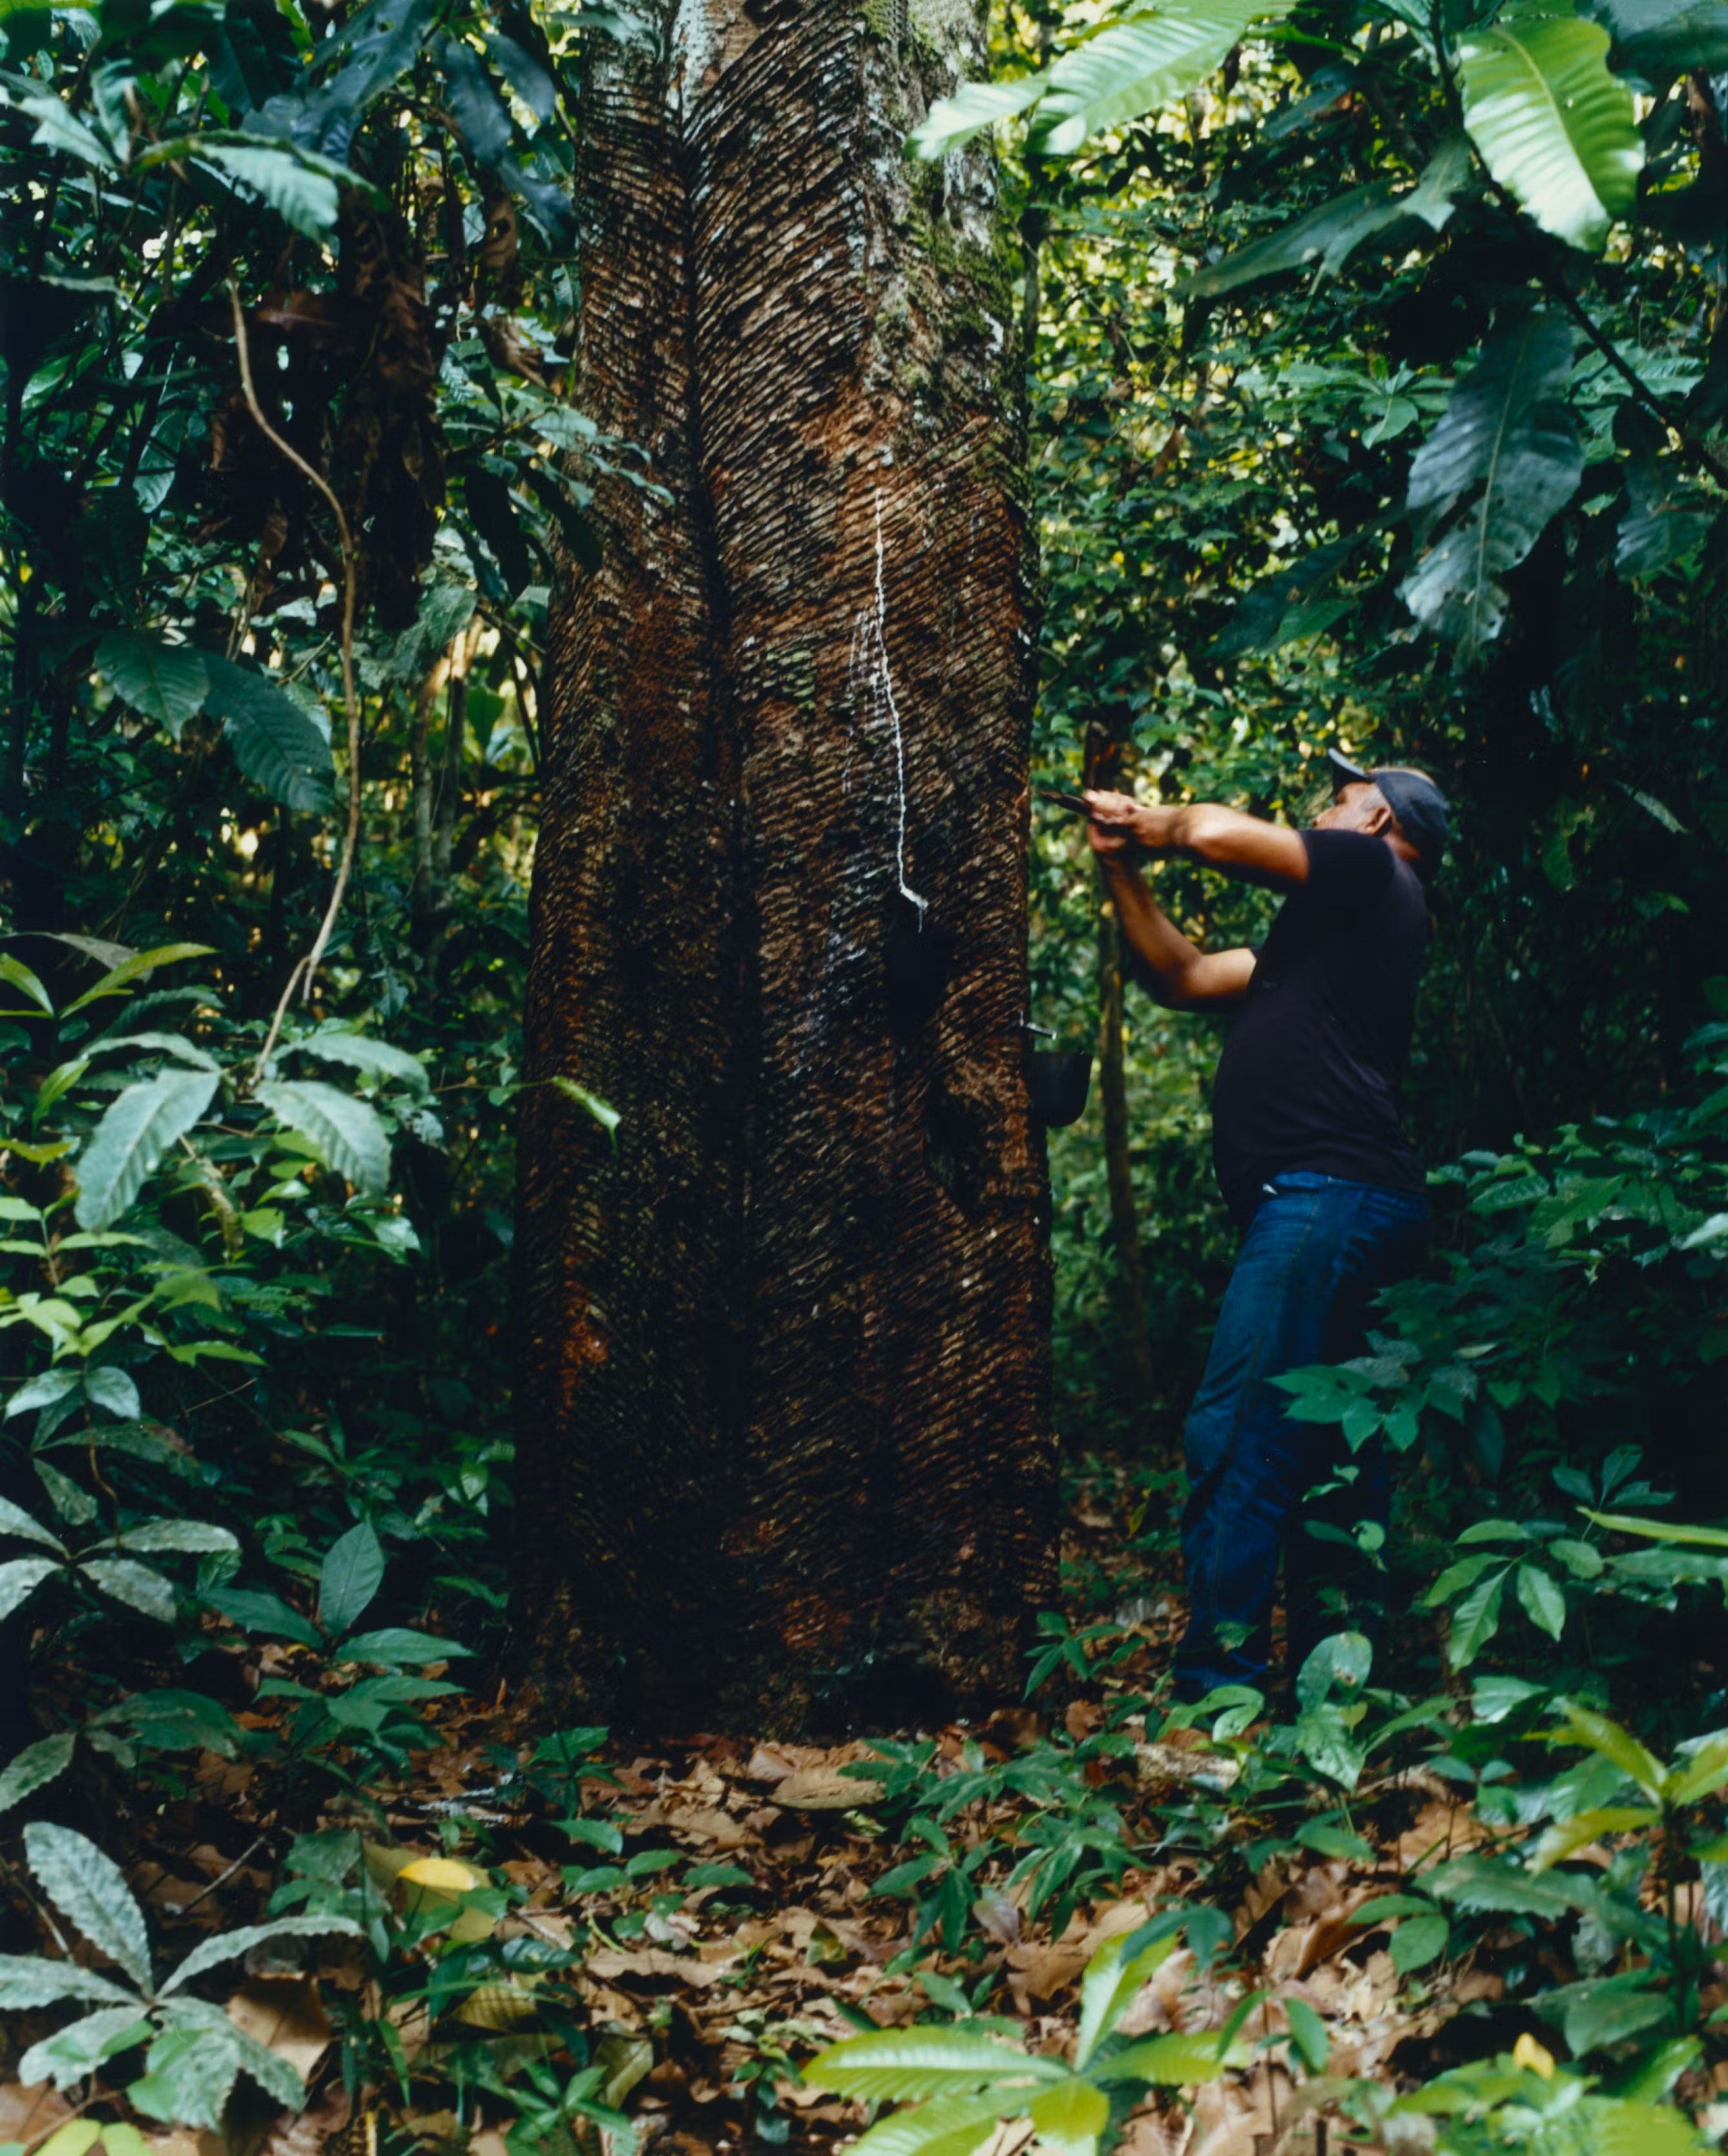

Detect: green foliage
0,1824,360,2125
803,1920,1244,2156
1456,15,1643,250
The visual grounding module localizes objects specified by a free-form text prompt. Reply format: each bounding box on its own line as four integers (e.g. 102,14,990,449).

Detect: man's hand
1083,789,1178,852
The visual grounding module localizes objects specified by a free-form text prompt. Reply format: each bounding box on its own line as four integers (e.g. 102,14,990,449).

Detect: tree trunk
513,0,1054,1728
1085,723,1154,1415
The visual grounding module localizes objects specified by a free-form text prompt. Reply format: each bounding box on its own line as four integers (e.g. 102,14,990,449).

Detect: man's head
1314,748,1451,880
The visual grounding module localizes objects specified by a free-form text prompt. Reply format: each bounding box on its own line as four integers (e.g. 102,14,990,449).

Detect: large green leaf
0,1730,76,1815
906,76,1049,158
83,1557,179,1623
1030,0,1298,158
255,1079,390,1192
202,657,335,813
63,942,215,1015
826,2093,1010,2156
21,2006,155,2093
318,1518,385,1635
1457,16,1642,252
190,140,342,239
73,1068,221,1230
1547,1699,1665,1796
1181,135,1470,296
1584,0,1728,74
911,0,1295,160
94,632,211,738
288,1029,431,1094
1422,1853,1601,1917
1400,311,1583,654
1075,1923,1178,2067
0,1949,134,2010
23,1824,152,1987
803,2027,1066,2104
0,1557,60,1621
1095,2029,1245,2085
159,1913,363,1995
1027,2078,1108,2155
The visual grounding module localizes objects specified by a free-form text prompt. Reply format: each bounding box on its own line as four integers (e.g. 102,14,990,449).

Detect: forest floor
2,1460,1569,2156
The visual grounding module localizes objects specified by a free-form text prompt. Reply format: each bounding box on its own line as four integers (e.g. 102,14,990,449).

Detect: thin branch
1538,261,1728,490
228,285,365,1083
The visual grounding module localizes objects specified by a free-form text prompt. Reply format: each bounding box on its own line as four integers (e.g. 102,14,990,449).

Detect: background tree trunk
1084,720,1154,1417
513,0,1055,1727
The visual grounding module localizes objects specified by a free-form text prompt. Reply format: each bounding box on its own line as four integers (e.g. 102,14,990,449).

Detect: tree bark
1083,723,1154,1415
513,0,1054,1727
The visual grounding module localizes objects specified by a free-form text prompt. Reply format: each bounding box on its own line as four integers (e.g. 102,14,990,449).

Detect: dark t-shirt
1210,829,1429,1225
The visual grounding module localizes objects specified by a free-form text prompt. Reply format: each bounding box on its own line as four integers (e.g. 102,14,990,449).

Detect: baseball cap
1326,748,1451,878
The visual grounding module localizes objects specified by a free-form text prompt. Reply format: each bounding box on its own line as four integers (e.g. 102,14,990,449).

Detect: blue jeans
1174,1171,1430,1701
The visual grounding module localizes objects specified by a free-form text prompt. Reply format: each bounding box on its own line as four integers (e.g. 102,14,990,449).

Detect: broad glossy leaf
1094,2030,1245,2085
202,658,334,812
82,1557,179,1623
0,953,54,1015
1028,0,1298,158
1388,1912,1449,1974
463,467,535,596
1515,1562,1567,1641
158,1912,363,1994
255,1079,390,1192
1584,0,1728,74
289,1029,430,1094
193,141,340,240
1284,1996,1329,2073
24,1823,152,1985
0,1557,61,1619
127,2017,242,2130
1553,1974,1672,2054
803,2027,1066,2102
1529,1804,1658,1870
0,1730,76,1814
0,1949,135,2009
1178,136,1473,298
1075,1922,1178,2066
1575,2097,1713,2153
1547,1699,1664,1795
906,74,1048,158
85,1366,142,1419
1445,1564,1508,1667
0,1493,68,1551
1665,1730,1728,1806
1027,2076,1108,2155
1401,311,1582,655
1585,1509,1728,1547
206,1584,323,1648
339,1626,473,1663
850,2097,1010,2156
319,1517,385,1635
72,1068,221,1230
1423,1853,1603,1917
63,943,215,1013
437,35,513,168
94,632,211,737
104,1520,239,1556
20,2006,154,2092
1457,16,1642,252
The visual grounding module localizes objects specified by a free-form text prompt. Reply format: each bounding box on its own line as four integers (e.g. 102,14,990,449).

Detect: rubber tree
513,0,1056,1725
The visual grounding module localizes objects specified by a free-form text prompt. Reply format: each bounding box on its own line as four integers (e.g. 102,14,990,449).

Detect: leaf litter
0,1476,1568,2156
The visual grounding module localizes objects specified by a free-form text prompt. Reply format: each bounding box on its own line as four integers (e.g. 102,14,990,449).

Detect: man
1083,749,1450,1702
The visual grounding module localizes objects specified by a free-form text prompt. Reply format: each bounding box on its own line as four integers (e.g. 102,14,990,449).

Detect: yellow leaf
398,1856,488,1892
1513,2032,1555,2078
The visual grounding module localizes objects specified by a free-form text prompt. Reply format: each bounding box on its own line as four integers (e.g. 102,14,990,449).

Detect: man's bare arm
1096,846,1256,1010
1084,790,1310,890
